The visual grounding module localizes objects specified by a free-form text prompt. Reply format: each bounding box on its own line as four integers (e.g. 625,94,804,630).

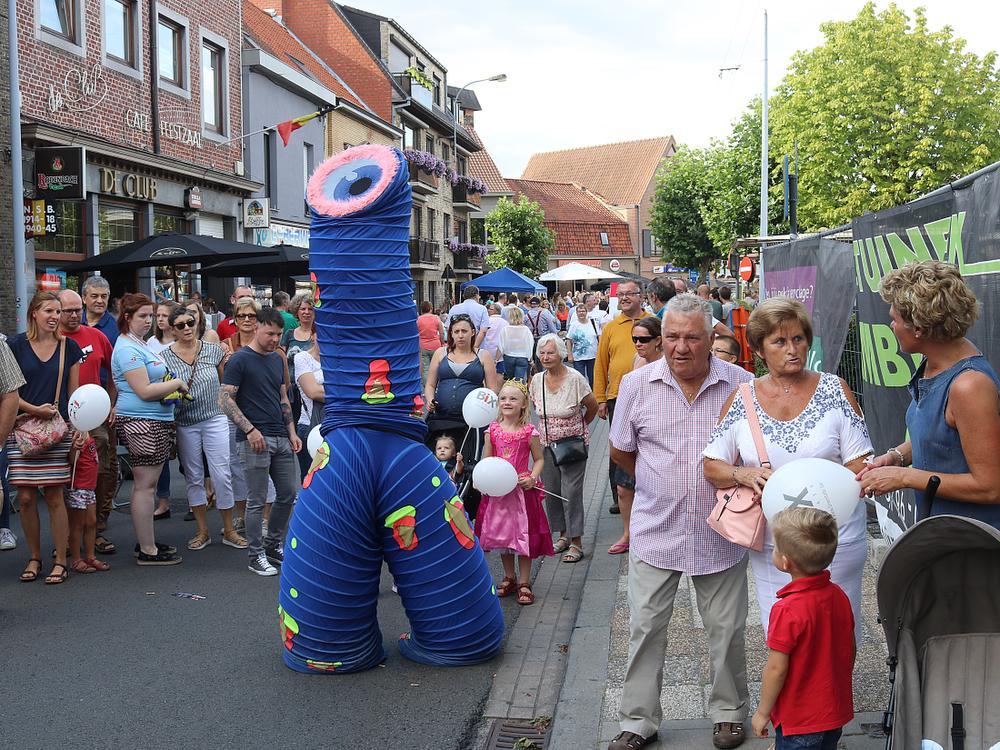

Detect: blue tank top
435,354,485,418
906,354,1000,528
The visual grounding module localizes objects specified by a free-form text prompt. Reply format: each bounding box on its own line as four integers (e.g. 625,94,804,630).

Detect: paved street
0,465,516,750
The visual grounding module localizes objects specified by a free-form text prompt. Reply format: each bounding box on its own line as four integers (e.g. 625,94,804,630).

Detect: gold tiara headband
503,378,529,397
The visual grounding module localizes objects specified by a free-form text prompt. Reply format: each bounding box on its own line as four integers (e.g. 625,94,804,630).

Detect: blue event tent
460,267,545,294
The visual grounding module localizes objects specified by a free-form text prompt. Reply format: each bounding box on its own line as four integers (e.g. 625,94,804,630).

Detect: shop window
40,0,76,40
157,16,185,88
104,0,136,67
34,202,84,255
98,203,140,253
201,41,225,133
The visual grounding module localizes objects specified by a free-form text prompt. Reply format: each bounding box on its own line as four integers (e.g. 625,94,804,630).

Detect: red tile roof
520,136,675,207
506,179,633,257
466,124,511,194
243,1,365,110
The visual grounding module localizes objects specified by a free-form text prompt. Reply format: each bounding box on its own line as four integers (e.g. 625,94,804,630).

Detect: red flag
275,109,325,146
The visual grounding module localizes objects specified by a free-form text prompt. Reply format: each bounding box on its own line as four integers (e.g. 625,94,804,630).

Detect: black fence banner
761,235,856,375
852,162,1000,541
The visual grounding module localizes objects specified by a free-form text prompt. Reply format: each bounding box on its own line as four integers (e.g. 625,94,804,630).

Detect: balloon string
539,488,570,503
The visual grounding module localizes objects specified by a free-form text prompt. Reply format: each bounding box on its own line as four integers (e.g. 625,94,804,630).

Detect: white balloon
307,425,324,458
761,457,862,526
67,384,112,431
462,387,499,429
472,457,518,496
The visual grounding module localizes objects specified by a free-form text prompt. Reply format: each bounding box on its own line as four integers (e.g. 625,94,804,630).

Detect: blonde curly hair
879,261,979,341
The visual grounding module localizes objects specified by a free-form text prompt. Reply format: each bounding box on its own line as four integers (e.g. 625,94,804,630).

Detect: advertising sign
244,198,270,229
35,146,86,200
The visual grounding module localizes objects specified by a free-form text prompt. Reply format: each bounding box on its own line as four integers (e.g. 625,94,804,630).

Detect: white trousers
176,415,234,509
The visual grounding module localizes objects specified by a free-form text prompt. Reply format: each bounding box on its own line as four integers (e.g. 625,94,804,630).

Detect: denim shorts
774,727,842,749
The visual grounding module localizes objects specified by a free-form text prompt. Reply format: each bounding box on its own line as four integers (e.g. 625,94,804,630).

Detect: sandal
20,558,42,583
552,536,570,554
496,576,517,598
71,559,97,574
222,531,248,549
608,540,630,555
84,557,110,572
187,532,212,550
516,582,534,606
562,544,584,563
45,563,68,585
94,536,116,555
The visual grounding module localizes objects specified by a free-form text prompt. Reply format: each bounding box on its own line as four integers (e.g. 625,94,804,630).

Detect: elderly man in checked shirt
607,295,754,750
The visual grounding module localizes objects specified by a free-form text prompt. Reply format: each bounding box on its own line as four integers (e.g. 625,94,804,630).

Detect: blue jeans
506,356,529,382
775,727,842,749
0,448,12,528
572,358,594,385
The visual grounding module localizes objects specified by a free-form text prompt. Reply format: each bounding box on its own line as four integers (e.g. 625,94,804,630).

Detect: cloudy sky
349,0,1000,177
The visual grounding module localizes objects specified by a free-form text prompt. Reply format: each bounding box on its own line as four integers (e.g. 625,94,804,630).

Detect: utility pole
759,9,769,239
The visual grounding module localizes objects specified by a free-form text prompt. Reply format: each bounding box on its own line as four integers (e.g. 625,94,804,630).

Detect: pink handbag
706,383,769,551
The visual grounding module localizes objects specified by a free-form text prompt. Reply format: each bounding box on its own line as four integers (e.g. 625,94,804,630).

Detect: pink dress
477,423,554,558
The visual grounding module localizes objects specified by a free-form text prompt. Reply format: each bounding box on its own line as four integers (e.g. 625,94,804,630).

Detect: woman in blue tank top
858,261,1000,528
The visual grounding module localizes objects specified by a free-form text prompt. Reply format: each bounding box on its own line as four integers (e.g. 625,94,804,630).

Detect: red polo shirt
63,326,113,387
767,570,854,735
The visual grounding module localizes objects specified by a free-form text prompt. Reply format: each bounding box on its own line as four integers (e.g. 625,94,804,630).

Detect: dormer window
600,232,610,246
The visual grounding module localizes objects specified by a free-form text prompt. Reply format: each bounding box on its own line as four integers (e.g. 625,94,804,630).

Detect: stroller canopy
877,514,1000,657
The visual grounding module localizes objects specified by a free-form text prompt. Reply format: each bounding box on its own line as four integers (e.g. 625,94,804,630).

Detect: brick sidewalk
475,419,894,749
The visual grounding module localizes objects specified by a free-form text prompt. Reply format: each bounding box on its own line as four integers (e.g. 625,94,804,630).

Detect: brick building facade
16,0,259,300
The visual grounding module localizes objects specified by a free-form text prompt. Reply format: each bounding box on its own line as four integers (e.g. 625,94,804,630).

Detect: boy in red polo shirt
751,507,855,749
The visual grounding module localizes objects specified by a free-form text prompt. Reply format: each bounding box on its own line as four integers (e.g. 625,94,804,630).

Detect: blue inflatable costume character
277,145,505,673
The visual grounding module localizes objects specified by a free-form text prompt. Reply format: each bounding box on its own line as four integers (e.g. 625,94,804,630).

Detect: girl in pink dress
478,380,554,605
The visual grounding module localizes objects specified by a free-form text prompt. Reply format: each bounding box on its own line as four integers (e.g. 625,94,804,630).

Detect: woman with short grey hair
529,333,598,562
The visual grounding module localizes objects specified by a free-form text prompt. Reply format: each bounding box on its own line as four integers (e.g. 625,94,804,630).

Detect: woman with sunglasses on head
424,313,502,517
161,308,247,551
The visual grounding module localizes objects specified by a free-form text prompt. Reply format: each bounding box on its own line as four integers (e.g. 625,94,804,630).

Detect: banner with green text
853,163,1000,539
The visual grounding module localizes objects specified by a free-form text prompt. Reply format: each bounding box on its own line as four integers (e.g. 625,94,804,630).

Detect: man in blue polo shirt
82,275,119,345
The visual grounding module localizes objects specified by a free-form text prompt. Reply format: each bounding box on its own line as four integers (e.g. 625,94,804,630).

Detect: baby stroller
424,412,484,518
877,478,1000,749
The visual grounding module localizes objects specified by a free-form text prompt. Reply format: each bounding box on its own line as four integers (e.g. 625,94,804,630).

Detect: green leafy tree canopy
484,195,554,278
650,145,719,279
770,2,1000,228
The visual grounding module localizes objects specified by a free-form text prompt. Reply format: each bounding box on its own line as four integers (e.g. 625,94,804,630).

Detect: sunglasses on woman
235,312,257,320
632,335,656,344
174,319,197,329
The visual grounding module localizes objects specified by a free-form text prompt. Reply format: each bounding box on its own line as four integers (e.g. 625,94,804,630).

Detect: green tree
703,99,786,250
484,195,554,278
650,145,719,279
770,2,1000,228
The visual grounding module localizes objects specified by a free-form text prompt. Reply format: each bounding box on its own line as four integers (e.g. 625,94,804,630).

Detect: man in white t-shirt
446,285,490,348
584,293,608,333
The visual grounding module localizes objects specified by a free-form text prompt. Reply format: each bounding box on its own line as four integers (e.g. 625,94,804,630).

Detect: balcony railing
451,183,482,209
409,237,440,266
408,162,439,193
452,247,483,272
393,73,434,109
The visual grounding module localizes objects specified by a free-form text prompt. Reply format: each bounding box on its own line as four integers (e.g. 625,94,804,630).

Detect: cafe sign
99,167,158,201
243,198,269,229
35,146,86,200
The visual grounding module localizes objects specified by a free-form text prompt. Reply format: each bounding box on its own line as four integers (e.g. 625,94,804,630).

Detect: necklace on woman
770,373,798,395
126,332,148,348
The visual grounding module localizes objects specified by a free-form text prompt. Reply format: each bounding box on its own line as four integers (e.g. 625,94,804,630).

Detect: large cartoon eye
307,145,400,217
324,159,382,202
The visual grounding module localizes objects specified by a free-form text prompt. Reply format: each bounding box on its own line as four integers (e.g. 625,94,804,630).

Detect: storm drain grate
483,719,551,749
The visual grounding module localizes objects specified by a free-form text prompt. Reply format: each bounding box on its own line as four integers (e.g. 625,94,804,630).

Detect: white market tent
539,262,624,282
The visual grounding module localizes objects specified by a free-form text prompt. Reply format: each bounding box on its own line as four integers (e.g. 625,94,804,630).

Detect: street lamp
451,74,507,171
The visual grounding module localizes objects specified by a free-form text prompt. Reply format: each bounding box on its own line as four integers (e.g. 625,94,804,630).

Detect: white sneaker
248,552,277,577
0,528,16,550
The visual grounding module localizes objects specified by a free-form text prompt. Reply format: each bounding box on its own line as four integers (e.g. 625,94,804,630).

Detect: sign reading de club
35,146,86,200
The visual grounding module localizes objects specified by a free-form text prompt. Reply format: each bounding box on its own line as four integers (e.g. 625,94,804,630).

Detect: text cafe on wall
17,0,260,302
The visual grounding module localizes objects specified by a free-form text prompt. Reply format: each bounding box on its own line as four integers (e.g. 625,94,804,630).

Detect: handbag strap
53,338,67,406
738,382,770,468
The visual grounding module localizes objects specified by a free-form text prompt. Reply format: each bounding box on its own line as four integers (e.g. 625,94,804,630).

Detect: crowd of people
1,261,997,749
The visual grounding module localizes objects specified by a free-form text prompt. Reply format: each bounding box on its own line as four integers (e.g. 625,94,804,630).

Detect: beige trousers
618,554,750,737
